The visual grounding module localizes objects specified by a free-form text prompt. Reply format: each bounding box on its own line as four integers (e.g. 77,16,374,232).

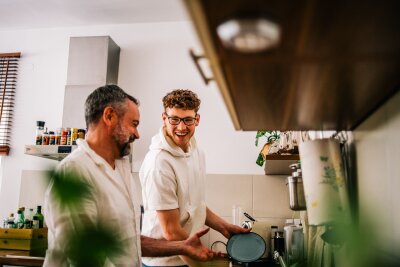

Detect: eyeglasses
165,113,197,126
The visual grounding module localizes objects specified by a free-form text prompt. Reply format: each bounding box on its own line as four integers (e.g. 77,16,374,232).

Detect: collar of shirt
76,139,130,170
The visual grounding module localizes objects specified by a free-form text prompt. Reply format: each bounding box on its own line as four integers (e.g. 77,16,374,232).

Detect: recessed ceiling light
217,18,281,53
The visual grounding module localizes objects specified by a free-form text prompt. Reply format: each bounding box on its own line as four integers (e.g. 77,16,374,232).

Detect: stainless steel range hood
62,36,120,129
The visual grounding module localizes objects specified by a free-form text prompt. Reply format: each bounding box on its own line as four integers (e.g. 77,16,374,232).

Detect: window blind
0,52,20,156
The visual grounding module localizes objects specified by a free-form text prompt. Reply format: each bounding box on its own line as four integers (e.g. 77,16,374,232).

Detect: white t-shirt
140,127,206,266
44,139,143,267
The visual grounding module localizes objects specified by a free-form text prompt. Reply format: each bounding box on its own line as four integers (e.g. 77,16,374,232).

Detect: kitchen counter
205,259,241,267
0,252,280,267
205,258,279,267
0,250,44,267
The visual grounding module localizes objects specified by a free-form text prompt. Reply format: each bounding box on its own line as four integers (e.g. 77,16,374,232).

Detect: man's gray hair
84,84,139,128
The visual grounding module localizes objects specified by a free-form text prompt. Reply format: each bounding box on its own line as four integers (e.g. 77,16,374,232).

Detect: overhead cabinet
184,0,400,131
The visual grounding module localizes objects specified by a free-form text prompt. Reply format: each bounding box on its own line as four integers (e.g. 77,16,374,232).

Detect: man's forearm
141,235,185,257
205,207,227,234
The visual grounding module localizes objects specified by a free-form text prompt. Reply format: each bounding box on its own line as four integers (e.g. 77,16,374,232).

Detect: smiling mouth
175,132,188,137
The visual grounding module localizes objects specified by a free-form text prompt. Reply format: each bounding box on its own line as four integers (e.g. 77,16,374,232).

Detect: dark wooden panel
194,0,400,130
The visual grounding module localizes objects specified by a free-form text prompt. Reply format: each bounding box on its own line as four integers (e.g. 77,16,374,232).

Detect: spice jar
60,130,68,145
66,128,71,145
42,128,49,145
78,129,86,140
49,131,55,145
35,121,45,145
71,128,78,145
55,128,62,145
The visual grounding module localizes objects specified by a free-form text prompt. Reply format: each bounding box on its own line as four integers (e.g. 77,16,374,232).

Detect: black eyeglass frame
164,112,198,126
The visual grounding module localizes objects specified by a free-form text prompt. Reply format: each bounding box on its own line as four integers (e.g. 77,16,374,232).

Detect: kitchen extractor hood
62,36,120,129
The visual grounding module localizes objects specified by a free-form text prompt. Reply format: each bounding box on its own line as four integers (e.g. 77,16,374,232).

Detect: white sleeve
142,166,179,211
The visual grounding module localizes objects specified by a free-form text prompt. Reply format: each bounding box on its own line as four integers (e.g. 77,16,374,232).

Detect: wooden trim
0,59,10,122
0,52,19,155
0,146,10,155
0,255,44,266
0,53,21,58
265,154,300,160
183,0,242,130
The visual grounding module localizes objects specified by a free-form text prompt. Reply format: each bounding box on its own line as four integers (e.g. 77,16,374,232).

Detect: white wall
0,21,265,219
354,90,400,256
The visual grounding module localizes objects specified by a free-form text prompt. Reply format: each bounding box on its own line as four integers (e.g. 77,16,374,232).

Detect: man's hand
205,207,252,240
220,222,252,239
183,228,221,261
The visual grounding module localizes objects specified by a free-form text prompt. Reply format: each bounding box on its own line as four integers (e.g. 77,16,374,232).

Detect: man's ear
103,106,116,126
195,114,200,126
162,112,168,126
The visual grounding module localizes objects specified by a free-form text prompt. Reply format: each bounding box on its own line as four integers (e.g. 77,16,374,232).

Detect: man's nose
133,129,140,140
177,120,187,129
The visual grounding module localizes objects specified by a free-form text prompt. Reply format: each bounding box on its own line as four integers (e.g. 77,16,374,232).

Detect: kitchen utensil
241,221,253,229
249,221,270,259
284,225,304,265
273,231,285,255
243,212,256,222
286,163,306,211
299,138,351,225
286,175,306,211
227,232,266,263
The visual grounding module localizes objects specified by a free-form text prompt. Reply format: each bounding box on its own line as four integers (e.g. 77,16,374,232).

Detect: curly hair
162,89,201,113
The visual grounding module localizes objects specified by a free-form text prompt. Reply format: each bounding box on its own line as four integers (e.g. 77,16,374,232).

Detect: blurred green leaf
48,170,91,208
66,224,123,267
320,224,346,246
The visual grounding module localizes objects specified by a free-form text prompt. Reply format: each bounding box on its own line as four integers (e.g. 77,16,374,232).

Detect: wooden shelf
184,0,400,131
264,154,300,175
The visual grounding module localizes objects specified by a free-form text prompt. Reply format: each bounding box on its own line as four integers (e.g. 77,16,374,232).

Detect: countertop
205,258,279,267
0,252,279,267
0,250,44,266
204,259,241,267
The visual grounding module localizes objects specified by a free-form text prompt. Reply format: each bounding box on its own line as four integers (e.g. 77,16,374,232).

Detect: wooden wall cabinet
184,0,400,131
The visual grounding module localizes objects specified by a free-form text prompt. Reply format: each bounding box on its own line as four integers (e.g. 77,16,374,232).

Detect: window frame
0,52,21,156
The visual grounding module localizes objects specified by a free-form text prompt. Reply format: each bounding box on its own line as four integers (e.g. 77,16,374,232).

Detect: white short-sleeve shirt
44,139,143,267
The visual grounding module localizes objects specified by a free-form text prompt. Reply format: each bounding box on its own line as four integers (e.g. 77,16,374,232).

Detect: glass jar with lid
35,121,45,145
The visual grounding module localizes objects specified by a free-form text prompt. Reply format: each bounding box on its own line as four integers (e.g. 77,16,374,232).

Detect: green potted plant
255,130,280,166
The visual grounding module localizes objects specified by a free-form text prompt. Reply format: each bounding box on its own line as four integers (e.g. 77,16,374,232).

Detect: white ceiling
0,0,190,31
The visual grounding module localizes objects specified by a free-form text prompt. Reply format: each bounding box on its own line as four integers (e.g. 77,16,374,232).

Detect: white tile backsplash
205,174,253,217
18,170,51,210
253,175,293,218
204,173,295,248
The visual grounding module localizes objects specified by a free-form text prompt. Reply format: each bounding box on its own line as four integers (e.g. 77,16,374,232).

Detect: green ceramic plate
226,232,266,263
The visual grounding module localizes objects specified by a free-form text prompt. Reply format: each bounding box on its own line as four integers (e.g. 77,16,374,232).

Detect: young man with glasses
140,89,249,267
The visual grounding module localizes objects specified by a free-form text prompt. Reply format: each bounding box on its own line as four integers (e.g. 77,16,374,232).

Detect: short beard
113,123,135,158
